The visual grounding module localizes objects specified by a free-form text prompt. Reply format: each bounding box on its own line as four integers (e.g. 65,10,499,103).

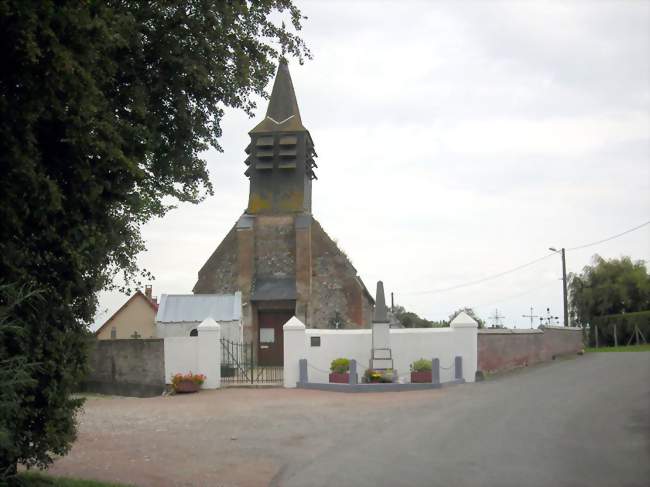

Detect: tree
392,305,448,328
448,307,485,328
0,0,309,477
569,255,649,345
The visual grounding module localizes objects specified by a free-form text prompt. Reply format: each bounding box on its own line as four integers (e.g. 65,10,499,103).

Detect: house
192,60,375,366
155,292,242,342
95,285,158,339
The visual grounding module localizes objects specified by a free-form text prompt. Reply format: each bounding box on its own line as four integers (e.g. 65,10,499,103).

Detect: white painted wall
284,313,478,387
157,320,241,341
162,318,221,389
163,337,199,383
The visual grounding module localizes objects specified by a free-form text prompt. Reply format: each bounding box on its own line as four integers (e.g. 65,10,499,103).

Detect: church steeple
245,60,317,214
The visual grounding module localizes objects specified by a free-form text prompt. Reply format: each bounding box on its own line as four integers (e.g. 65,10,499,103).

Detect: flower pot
329,372,350,384
174,379,200,393
411,371,433,383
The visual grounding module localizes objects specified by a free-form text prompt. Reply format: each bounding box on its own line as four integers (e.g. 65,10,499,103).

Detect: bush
410,359,432,372
329,358,350,374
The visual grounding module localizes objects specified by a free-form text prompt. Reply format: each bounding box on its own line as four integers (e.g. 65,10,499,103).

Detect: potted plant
329,358,351,383
363,368,395,383
410,359,433,383
171,372,206,393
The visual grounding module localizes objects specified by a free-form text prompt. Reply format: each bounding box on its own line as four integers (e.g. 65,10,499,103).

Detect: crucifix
522,307,539,329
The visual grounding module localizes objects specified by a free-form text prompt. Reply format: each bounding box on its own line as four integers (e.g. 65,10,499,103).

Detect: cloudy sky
94,0,649,330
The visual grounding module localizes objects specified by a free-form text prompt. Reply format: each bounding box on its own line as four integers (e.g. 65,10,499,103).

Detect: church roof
156,292,242,323
250,59,307,134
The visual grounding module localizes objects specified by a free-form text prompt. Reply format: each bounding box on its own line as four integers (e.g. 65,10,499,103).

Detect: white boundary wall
283,313,478,387
163,318,221,389
157,319,241,342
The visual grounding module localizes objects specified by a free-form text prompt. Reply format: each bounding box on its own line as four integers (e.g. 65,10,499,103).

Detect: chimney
144,285,152,300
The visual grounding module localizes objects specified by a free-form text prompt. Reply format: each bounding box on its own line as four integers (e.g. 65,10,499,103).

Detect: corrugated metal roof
156,292,241,323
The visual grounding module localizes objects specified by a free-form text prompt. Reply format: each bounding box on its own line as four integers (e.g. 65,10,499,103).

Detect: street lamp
549,247,569,327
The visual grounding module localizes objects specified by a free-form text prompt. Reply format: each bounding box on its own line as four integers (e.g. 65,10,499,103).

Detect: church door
257,310,292,366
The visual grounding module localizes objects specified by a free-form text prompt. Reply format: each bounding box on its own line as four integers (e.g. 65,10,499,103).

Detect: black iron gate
220,338,283,385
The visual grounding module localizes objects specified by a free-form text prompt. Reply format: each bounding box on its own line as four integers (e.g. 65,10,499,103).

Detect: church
193,60,374,365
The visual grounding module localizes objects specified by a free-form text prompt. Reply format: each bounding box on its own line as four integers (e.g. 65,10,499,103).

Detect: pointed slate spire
373,281,388,323
250,59,306,133
266,59,302,125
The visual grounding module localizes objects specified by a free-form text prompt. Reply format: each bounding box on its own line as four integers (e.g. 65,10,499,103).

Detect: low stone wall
477,326,584,374
81,339,165,397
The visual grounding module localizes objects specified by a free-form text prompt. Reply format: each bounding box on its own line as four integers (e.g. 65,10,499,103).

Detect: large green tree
569,255,649,344
0,0,308,477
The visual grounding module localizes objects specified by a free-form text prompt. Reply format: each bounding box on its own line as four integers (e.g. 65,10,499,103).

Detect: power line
402,253,555,296
402,220,649,296
566,220,650,251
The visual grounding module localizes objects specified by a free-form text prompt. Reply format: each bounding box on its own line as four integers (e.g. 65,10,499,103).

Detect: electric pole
549,247,570,327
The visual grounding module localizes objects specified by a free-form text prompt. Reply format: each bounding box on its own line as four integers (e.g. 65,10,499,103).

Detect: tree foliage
0,0,309,476
569,255,649,324
569,255,649,345
392,305,448,328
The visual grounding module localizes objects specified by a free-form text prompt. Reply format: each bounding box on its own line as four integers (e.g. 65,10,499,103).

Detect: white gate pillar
283,317,306,388
198,318,221,389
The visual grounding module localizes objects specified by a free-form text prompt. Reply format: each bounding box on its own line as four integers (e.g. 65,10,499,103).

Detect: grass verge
13,472,134,487
586,344,650,353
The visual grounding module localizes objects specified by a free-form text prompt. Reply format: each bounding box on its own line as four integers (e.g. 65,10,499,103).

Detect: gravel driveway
47,352,650,487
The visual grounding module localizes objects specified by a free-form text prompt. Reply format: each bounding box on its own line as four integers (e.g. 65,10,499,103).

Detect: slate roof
156,292,242,323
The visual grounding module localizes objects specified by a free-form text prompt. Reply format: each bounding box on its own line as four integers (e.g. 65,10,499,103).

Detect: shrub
171,372,206,392
330,358,350,374
410,359,433,372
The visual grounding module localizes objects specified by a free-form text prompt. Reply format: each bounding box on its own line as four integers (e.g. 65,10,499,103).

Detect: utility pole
549,247,570,327
390,292,394,312
489,309,506,328
522,306,539,329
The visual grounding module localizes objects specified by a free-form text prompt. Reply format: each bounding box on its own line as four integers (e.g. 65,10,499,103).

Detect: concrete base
296,379,465,393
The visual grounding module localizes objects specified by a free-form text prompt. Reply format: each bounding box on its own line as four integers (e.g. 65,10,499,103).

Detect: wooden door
257,310,293,366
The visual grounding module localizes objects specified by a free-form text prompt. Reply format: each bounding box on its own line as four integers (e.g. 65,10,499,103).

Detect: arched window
190,328,198,337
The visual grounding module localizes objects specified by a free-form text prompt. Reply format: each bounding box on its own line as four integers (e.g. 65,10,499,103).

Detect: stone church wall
254,216,296,279
309,220,373,329
193,226,238,294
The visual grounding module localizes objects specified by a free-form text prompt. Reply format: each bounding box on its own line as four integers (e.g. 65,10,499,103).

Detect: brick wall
81,339,165,397
477,326,584,374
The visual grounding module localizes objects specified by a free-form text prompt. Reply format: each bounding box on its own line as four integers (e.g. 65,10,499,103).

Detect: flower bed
362,369,395,383
329,358,351,384
171,372,206,393
410,358,433,383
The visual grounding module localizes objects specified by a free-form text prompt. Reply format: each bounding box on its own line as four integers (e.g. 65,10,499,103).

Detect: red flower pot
329,372,350,384
175,379,200,393
411,371,433,383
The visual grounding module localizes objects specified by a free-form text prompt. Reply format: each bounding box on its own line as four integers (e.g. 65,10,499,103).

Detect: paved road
275,352,650,487
50,353,649,487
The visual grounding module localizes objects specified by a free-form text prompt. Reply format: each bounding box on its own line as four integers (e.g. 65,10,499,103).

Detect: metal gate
220,338,283,386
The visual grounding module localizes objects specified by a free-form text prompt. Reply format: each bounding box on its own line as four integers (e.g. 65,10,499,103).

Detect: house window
110,327,116,339
190,328,198,337
310,336,321,347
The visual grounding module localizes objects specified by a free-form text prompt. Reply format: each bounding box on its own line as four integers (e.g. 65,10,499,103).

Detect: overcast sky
93,0,649,330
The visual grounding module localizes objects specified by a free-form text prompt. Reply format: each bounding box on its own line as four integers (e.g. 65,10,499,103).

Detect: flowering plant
171,372,206,391
363,368,394,383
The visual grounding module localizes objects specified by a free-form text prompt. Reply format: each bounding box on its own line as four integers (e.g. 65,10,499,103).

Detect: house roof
94,291,158,336
156,292,242,324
